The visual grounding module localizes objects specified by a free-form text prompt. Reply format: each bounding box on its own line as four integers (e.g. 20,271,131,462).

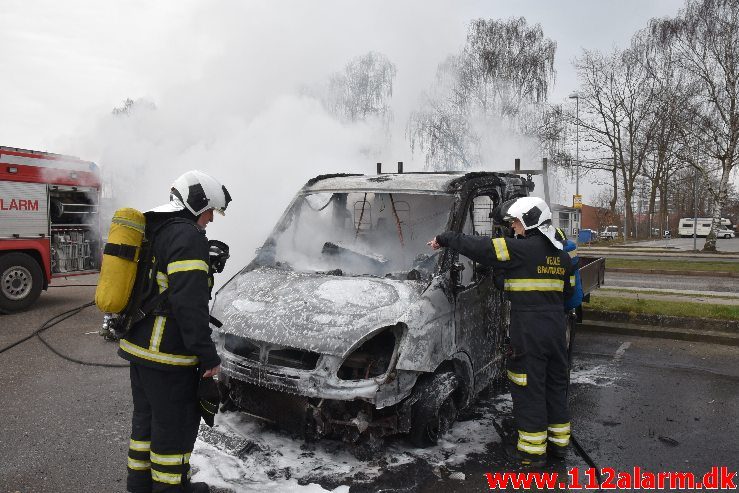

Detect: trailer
0,146,102,313
678,217,733,238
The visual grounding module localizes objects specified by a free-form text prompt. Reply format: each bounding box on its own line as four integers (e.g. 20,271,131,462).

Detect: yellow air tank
95,208,146,313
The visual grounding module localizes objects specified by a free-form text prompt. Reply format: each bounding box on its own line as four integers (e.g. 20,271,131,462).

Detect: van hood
211,267,423,357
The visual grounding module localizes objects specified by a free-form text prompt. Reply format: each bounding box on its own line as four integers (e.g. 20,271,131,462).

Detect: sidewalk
579,246,739,260
579,318,739,347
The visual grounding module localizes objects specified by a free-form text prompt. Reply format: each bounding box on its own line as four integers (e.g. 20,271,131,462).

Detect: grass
605,257,739,273
588,295,739,321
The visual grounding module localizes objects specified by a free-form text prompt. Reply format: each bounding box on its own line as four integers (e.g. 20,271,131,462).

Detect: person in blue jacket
556,228,583,311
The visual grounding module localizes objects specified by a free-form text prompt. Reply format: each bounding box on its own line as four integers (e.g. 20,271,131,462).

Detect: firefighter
429,196,574,467
119,170,232,493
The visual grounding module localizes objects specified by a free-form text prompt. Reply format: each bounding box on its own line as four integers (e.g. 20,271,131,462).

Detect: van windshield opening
256,192,454,278
257,192,454,278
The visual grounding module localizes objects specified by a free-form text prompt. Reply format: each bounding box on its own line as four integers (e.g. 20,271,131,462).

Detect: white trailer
678,217,732,237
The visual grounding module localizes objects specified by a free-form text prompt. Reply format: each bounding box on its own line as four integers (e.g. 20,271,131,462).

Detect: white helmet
150,170,232,216
499,196,562,250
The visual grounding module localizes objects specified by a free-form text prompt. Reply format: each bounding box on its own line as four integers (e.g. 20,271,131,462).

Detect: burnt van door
453,192,505,394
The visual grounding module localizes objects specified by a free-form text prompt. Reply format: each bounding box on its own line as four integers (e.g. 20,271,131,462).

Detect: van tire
409,372,459,447
0,253,43,314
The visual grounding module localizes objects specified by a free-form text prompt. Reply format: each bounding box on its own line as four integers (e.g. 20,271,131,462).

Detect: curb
607,267,739,278
578,320,739,347
586,310,739,332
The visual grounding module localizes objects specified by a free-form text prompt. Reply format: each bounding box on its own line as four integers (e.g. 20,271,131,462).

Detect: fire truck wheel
0,252,43,314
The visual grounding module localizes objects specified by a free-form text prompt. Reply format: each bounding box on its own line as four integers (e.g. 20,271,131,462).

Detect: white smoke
45,1,472,282
6,1,581,280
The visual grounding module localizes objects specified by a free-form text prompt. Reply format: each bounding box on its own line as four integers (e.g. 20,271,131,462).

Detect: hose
572,435,603,489
0,301,129,368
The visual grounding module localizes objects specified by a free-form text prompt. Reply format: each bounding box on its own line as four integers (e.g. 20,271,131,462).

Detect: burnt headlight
224,334,261,361
337,325,401,381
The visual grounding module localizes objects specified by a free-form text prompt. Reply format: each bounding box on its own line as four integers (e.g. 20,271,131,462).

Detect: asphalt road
1,283,737,492
632,237,739,252
0,279,129,493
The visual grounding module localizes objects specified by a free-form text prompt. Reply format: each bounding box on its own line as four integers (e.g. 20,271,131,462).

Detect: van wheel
0,253,43,314
409,372,459,447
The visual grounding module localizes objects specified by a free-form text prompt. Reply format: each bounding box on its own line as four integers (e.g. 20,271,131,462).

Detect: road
631,237,739,252
1,283,737,492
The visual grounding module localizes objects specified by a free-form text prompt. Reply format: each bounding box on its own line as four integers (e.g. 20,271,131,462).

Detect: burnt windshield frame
252,190,456,277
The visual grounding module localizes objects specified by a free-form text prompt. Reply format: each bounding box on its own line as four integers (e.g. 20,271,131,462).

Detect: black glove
436,231,455,247
208,240,230,274
198,376,221,427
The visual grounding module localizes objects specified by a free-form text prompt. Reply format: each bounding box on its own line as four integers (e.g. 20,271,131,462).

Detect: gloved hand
208,240,230,274
198,375,221,427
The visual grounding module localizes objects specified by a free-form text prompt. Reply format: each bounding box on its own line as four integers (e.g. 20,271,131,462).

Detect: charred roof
303,171,528,195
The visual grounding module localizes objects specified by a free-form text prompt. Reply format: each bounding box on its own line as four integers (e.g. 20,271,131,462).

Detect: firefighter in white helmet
430,196,574,467
120,170,231,493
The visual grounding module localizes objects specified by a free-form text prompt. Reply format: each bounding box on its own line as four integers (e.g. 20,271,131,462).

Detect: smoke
49,1,469,283
37,1,557,282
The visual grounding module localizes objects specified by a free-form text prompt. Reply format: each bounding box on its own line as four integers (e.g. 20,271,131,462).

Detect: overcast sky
1,0,682,148
0,0,684,272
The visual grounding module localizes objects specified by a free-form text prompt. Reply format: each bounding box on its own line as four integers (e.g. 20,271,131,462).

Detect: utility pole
693,168,699,251
569,93,580,203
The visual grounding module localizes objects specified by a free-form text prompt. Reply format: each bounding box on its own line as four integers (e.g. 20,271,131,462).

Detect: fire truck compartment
48,186,101,275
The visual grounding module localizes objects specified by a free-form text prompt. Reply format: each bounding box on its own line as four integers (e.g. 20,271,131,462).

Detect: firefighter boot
548,443,569,460
504,444,546,468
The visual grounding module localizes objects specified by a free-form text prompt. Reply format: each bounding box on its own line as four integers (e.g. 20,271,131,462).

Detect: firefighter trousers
506,308,571,457
127,363,201,493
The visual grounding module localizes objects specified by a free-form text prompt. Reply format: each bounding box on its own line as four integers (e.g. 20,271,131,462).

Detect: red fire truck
0,146,102,313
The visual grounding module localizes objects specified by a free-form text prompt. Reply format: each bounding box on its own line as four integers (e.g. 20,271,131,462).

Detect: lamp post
569,93,580,196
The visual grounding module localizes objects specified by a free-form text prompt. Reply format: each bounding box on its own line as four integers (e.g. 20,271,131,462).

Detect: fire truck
0,146,102,313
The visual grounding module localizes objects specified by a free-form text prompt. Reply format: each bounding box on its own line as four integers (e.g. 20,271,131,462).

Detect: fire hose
0,300,128,368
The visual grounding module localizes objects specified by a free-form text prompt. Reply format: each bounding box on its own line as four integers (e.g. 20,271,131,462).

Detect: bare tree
650,0,739,250
408,17,557,170
112,98,156,116
636,30,692,236
574,47,659,238
325,51,397,124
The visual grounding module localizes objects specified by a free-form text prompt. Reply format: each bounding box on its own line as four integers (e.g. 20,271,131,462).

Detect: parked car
717,227,735,239
599,225,619,240
210,171,605,453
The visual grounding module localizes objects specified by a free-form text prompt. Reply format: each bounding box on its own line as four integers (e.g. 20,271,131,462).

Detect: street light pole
569,93,580,196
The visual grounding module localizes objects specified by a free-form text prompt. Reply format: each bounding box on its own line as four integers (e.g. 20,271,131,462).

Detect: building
580,204,620,233
551,203,581,239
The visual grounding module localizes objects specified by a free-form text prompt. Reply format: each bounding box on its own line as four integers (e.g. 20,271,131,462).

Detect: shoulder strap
147,216,198,238
132,217,202,322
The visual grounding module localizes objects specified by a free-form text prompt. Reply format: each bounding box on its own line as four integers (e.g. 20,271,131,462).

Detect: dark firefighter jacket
118,217,221,371
437,229,574,311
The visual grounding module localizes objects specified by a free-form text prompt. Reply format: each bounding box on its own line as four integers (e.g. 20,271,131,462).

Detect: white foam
191,391,510,490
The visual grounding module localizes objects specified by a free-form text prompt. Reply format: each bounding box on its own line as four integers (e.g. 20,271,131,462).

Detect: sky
0,0,684,276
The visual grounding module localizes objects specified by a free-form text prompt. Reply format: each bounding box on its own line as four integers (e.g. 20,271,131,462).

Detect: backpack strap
103,243,138,261
134,217,204,320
